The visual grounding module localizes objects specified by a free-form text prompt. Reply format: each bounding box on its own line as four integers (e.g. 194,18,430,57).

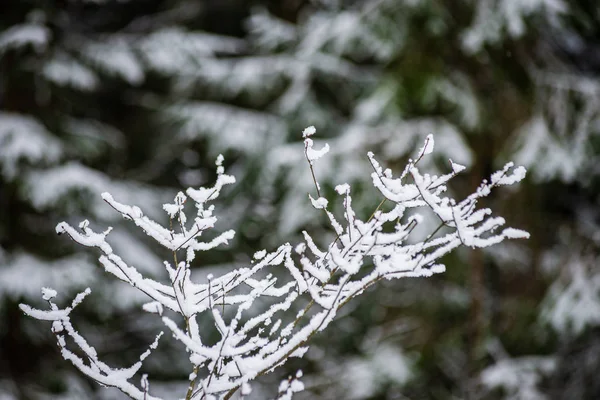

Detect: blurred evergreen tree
215,1,600,399
2,0,600,399
0,0,255,397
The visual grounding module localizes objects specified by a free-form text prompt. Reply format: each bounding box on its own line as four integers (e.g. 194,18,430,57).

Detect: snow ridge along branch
20,128,529,400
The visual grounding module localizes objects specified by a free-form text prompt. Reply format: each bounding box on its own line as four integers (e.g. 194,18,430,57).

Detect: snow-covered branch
21,128,528,400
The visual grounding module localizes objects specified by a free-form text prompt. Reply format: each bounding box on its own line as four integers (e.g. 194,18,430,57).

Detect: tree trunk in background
467,143,487,396
468,246,484,382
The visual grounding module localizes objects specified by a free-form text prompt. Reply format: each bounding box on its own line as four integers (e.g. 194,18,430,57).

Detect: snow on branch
21,128,528,400
20,288,164,400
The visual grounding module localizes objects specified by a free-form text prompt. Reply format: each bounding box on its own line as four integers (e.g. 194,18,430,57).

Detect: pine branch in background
4,0,598,398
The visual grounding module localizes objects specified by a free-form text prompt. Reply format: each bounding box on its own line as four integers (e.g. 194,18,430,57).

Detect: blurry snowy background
1,0,600,399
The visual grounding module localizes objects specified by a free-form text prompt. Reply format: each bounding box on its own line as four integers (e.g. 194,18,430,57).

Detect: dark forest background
2,0,600,399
